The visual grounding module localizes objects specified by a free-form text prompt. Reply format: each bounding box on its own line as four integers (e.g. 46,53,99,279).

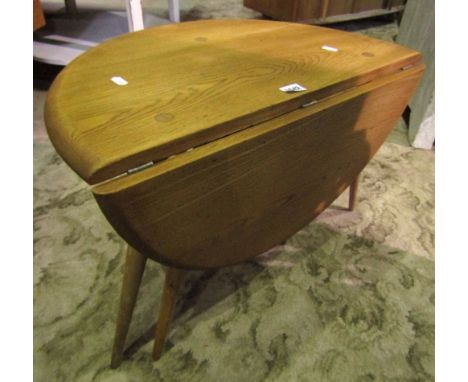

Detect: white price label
321,45,339,52
279,83,307,93
111,76,128,86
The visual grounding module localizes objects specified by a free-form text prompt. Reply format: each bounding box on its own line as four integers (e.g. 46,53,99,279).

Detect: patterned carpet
34,2,434,381
34,139,434,381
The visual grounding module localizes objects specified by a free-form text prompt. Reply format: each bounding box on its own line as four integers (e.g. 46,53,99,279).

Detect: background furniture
396,0,434,148
62,0,180,24
34,0,46,30
243,0,406,24
33,0,180,66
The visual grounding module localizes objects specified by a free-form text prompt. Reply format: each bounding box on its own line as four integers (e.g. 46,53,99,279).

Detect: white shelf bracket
125,0,145,31
168,0,180,23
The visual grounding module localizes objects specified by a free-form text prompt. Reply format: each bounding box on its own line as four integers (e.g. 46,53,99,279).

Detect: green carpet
34,139,434,381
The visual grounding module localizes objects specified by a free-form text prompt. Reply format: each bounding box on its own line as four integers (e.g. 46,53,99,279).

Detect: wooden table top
45,19,420,184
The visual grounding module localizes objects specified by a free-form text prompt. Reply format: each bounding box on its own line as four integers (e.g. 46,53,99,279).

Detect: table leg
125,0,145,32
349,174,360,211
152,266,186,361
320,0,330,19
110,246,147,368
168,0,180,23
65,0,78,14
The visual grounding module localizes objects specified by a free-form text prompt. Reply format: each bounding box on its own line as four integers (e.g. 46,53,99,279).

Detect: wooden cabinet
244,0,406,24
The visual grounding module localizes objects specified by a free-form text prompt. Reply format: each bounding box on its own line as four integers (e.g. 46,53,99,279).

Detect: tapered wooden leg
152,266,186,361
349,174,360,211
110,246,147,369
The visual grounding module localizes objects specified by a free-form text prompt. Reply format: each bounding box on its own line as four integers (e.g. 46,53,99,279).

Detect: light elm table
44,19,423,367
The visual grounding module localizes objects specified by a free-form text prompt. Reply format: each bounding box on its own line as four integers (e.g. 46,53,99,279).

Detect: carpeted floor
34,2,434,381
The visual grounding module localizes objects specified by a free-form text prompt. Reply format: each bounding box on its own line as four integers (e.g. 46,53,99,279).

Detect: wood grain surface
243,0,405,22
93,64,424,269
353,0,385,13
44,19,420,184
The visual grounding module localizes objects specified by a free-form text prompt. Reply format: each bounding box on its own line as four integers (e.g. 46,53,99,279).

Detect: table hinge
301,100,319,108
401,64,414,71
127,161,154,175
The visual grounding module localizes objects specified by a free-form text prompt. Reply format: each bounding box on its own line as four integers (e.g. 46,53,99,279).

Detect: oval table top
44,19,420,184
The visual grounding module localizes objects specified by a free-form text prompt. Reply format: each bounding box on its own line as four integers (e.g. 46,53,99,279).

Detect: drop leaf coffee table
44,19,423,368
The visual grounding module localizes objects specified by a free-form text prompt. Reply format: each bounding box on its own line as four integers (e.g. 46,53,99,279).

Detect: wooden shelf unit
243,0,406,24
